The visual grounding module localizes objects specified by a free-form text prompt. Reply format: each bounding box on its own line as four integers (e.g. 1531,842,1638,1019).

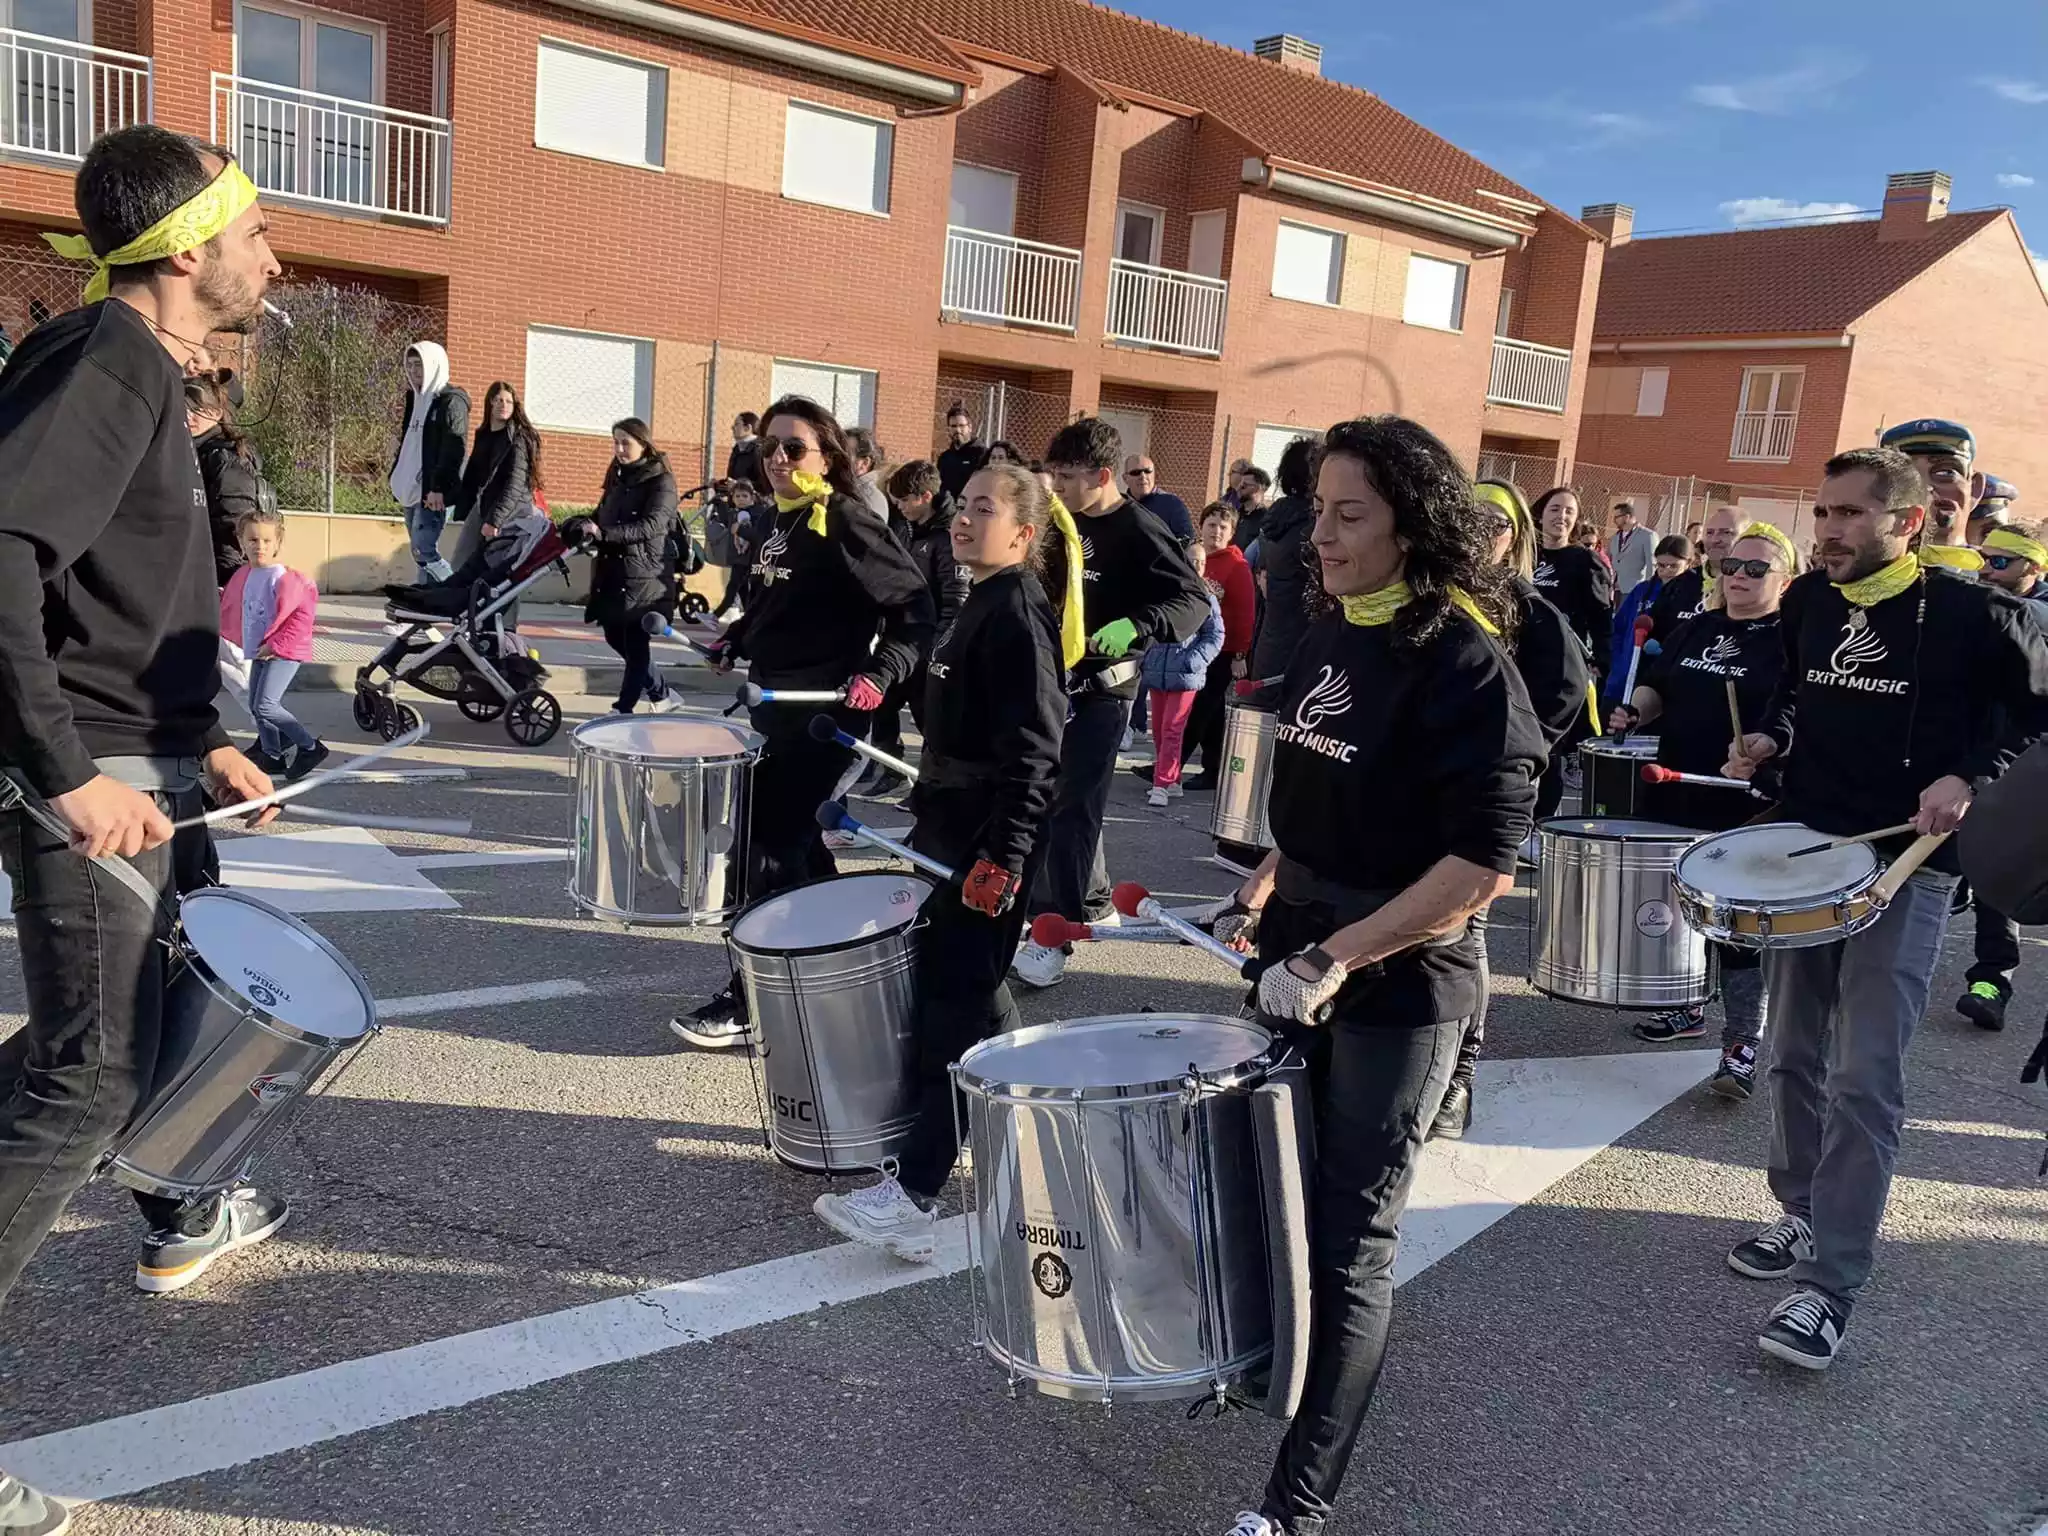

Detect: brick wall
951,61,1051,241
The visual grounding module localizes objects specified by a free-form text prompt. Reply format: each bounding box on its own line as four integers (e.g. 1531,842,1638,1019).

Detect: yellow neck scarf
1835,550,1920,608
1984,527,2048,567
1921,542,1986,573
45,163,259,305
1045,494,1088,670
1339,582,1499,636
776,470,832,537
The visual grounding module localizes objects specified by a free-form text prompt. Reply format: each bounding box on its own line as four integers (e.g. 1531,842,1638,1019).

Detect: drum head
1541,817,1700,842
178,889,375,1040
730,871,932,954
572,717,755,760
1676,824,1879,899
960,1014,1271,1095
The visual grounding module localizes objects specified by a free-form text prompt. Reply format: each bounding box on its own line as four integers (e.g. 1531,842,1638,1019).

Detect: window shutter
1402,255,1467,330
783,102,892,214
770,360,877,428
524,327,653,432
1272,222,1343,305
535,41,666,168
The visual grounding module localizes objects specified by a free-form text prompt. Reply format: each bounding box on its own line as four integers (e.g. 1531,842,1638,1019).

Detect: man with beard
0,126,284,1536
1880,418,1985,574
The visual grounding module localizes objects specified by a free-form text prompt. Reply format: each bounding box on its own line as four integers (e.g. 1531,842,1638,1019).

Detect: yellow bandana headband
1983,527,2048,567
44,162,259,305
1045,494,1088,670
775,470,833,537
1736,521,1798,572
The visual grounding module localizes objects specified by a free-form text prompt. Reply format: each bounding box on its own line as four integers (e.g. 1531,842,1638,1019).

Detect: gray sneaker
0,1473,70,1535
136,1187,289,1295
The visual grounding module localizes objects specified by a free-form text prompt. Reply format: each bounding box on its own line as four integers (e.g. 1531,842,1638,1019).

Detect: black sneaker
1711,1042,1758,1100
1127,763,1159,785
284,740,330,782
1956,981,2008,1032
136,1186,289,1294
862,768,909,801
1758,1289,1849,1371
246,745,286,777
1727,1212,1813,1279
1634,1006,1707,1043
1184,773,1218,793
0,1474,69,1536
670,982,749,1049
1429,1077,1472,1142
847,761,888,798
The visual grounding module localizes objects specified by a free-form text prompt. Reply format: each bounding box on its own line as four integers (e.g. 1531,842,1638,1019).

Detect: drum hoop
954,1012,1274,1102
727,871,935,960
175,886,379,1040
1673,828,1881,912
1537,816,1701,845
1578,737,1658,757
569,719,763,766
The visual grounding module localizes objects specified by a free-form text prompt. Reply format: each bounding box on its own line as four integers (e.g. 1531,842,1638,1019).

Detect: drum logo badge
1635,900,1676,938
1016,1218,1087,1253
1031,1251,1074,1300
247,1071,304,1105
240,965,291,1008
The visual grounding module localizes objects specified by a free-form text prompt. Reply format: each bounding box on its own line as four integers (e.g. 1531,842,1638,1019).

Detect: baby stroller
353,512,589,747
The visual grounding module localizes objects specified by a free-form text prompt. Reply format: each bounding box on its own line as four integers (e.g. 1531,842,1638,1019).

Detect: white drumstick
171,723,432,829
278,805,474,836
1869,832,1951,908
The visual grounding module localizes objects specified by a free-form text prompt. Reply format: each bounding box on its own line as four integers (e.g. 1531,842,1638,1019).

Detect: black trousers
1965,897,2022,995
745,701,864,903
0,785,222,1312
1185,653,1236,777
600,617,658,710
870,663,927,759
1256,896,1464,1536
1028,692,1127,924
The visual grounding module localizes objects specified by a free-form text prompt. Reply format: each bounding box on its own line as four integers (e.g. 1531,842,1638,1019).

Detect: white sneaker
1011,939,1067,988
814,1175,938,1263
1147,786,1170,808
1120,727,1135,752
1224,1514,1282,1536
823,829,858,850
1165,779,1184,800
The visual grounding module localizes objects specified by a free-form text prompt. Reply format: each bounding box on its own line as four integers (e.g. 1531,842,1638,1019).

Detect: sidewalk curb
292,660,732,699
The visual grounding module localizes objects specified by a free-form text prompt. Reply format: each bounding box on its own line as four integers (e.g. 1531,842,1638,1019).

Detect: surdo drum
1533,818,1711,1010
729,871,932,1174
954,1015,1312,1407
568,716,760,927
109,888,378,1198
1672,823,1883,949
1211,705,1277,851
1578,736,1659,819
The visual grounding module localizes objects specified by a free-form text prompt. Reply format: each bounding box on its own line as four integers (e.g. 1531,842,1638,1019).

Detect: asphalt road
1,677,2044,1536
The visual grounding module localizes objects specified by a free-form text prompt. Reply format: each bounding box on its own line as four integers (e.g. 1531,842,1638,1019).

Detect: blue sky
1125,0,2047,270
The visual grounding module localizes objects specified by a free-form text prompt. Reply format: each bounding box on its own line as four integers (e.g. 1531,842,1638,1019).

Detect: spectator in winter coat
186,370,264,587
452,380,541,571
1605,535,1691,710
1121,454,1196,546
846,426,891,522
576,417,680,715
936,401,987,501
1247,435,1319,700
388,339,468,581
727,411,763,487
860,458,971,796
1136,586,1224,806
1181,502,1256,788
1232,464,1272,550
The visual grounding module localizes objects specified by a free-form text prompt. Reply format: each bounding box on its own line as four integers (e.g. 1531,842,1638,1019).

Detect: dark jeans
1456,907,1493,1086
1185,654,1236,777
601,617,661,711
1965,896,2022,995
1028,692,1127,925
870,664,926,759
745,702,863,903
1257,897,1463,1536
0,786,219,1313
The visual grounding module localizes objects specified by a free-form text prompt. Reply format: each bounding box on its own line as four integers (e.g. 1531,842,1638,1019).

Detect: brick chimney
1253,34,1322,74
1581,203,1634,246
1878,171,1951,242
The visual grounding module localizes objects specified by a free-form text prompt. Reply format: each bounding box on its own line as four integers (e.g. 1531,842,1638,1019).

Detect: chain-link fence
1473,449,1562,501
1567,461,1691,536
932,375,1073,467
0,246,80,349
1096,394,1217,512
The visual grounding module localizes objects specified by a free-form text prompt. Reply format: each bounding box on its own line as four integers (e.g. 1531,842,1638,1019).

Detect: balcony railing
1487,336,1573,413
211,73,450,225
1104,258,1227,357
0,30,150,163
1730,410,1798,462
941,226,1080,333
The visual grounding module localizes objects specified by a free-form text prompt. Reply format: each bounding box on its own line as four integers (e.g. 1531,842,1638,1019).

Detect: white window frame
1187,209,1226,279
770,355,878,428
1270,218,1345,308
1729,366,1803,462
428,22,449,118
1113,200,1165,267
533,36,668,172
781,98,893,217
1250,423,1310,482
1402,252,1468,333
523,323,655,436
1,0,92,41
232,0,385,104
1635,366,1669,418
1495,287,1514,337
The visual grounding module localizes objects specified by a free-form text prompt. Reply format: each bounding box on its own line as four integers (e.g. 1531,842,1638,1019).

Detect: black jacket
458,424,532,527
195,425,264,586
900,506,971,638
584,454,678,625
393,386,469,503
1510,574,1592,751
1073,498,1211,699
1250,492,1316,684
937,440,988,501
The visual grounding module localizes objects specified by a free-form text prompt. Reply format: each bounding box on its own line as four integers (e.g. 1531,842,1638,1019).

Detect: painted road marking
375,978,591,1018
0,1050,1710,1502
407,847,568,871
218,826,456,914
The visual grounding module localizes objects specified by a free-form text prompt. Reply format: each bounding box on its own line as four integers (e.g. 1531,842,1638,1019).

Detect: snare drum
955,1014,1303,1405
1579,736,1659,818
730,871,932,1174
569,716,761,927
1211,705,1276,851
1673,823,1882,949
109,888,378,1199
1534,818,1711,1009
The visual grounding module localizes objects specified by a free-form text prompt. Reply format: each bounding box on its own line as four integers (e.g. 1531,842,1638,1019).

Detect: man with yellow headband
1721,446,2048,1372
0,126,282,1533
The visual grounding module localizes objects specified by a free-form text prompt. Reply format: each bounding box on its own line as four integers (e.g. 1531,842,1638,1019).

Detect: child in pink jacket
219,509,328,778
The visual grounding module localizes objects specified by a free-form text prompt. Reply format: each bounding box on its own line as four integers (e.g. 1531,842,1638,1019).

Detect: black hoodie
1250,491,1316,683
899,504,971,637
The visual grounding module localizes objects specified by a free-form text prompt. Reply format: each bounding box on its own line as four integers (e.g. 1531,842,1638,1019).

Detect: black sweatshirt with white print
1637,609,1782,832
1531,542,1614,669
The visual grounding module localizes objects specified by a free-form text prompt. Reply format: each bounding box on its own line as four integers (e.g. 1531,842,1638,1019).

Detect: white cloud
1691,57,1864,113
1720,197,1865,227
1623,0,1709,25
1981,77,2048,105
1996,172,2036,188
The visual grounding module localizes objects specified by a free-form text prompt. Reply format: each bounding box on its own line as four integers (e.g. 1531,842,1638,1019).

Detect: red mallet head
1111,881,1151,919
1031,913,1086,948
1633,615,1654,646
1640,763,1683,784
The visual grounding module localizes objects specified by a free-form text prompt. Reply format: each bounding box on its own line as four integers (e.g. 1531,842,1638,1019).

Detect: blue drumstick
807,715,919,783
640,611,720,660
739,681,847,709
813,801,954,883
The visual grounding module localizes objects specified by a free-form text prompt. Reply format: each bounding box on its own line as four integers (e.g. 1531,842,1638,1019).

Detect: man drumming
0,127,283,1536
1722,446,2048,1370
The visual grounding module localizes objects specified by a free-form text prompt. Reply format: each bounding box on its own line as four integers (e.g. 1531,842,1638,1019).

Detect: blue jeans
405,501,453,582
248,659,318,757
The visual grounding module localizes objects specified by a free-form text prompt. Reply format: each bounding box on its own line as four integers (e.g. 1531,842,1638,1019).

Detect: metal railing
1105,258,1227,357
1729,409,1798,462
0,30,150,162
211,73,450,225
1487,336,1573,413
940,226,1080,333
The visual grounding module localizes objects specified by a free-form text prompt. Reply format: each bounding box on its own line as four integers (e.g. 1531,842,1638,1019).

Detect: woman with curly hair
1211,418,1544,1536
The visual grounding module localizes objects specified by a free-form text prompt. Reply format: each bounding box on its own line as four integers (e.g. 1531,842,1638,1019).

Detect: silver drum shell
1533,818,1712,1010
1211,705,1276,849
568,725,759,927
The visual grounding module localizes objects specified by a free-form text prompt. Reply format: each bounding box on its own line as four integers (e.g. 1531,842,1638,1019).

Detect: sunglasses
761,434,818,463
1717,557,1781,579
1985,553,2035,571
1484,513,1515,536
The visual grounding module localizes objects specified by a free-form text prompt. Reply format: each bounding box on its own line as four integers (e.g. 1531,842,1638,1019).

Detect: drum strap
1273,856,1470,949
1066,659,1142,697
0,773,175,920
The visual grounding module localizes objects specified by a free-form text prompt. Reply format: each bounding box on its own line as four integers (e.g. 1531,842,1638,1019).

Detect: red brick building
0,0,1603,507
1579,172,2048,521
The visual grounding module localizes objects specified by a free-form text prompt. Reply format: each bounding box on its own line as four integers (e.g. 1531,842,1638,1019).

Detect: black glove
560,514,597,549
1212,897,1258,950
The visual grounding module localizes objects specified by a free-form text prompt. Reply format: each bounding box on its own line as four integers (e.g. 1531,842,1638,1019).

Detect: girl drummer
1212,418,1544,1536
1608,521,1794,1096
671,396,935,1049
812,461,1083,1260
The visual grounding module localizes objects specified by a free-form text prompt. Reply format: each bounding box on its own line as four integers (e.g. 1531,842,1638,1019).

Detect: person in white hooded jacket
388,339,469,581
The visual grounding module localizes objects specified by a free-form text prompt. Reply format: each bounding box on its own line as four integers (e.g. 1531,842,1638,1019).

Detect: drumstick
808,714,918,783
642,611,722,661
1029,914,1168,945
1870,831,1952,907
1785,822,1918,859
1232,675,1286,698
1640,764,1760,794
1617,617,1653,727
814,801,956,884
1725,680,1745,754
1110,880,1334,1025
739,682,846,709
170,722,431,830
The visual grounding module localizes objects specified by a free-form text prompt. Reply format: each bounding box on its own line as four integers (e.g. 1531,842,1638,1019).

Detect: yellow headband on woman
1046,493,1088,670
1983,526,2048,567
1735,520,1798,572
45,162,259,305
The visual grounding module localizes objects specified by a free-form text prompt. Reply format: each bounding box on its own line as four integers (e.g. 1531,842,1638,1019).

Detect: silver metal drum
956,1014,1287,1404
730,871,932,1174
1212,705,1276,849
569,716,760,927
109,888,378,1199
1578,735,1659,819
1533,818,1711,1010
